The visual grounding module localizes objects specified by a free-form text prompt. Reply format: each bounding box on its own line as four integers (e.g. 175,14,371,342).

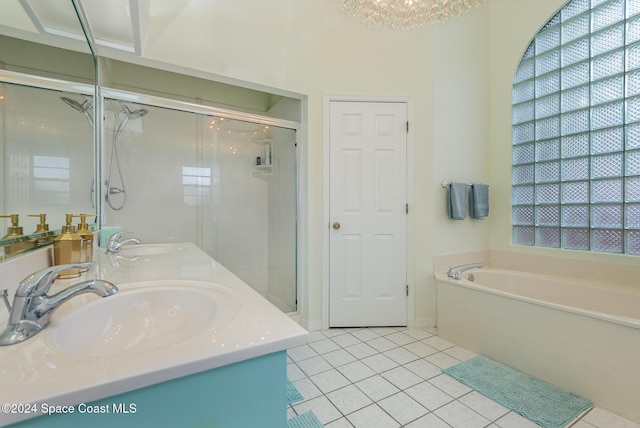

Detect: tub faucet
106,231,142,254
447,263,483,280
0,262,118,346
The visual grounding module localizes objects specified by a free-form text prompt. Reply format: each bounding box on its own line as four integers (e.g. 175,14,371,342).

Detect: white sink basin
117,243,186,257
48,281,240,358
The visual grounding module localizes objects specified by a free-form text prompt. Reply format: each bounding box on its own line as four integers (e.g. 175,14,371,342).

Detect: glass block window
512,0,640,255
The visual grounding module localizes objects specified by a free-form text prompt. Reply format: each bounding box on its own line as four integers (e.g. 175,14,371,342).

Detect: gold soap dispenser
28,214,49,233
53,214,83,278
0,214,23,239
76,214,96,262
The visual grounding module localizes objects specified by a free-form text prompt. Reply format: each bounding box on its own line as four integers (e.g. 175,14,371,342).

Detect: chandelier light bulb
341,0,486,30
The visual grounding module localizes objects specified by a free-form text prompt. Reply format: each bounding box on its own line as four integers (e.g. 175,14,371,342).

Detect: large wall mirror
0,0,96,260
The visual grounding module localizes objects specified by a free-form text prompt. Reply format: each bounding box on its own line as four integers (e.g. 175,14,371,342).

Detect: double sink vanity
0,242,308,427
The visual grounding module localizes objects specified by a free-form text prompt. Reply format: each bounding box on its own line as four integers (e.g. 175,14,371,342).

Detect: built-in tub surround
0,242,308,426
434,252,640,424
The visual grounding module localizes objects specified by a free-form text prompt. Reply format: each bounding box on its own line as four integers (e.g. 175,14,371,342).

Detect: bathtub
435,267,640,424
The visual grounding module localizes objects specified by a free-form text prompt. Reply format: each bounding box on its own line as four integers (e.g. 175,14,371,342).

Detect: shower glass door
103,97,298,313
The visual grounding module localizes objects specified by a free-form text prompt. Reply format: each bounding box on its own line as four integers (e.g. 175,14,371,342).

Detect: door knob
332,222,341,230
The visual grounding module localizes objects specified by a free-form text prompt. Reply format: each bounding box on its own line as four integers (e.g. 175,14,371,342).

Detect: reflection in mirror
0,81,95,260
0,0,97,262
102,95,298,313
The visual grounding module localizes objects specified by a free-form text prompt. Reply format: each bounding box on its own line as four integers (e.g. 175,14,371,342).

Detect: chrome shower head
61,96,92,113
61,96,94,128
114,103,148,138
121,103,148,120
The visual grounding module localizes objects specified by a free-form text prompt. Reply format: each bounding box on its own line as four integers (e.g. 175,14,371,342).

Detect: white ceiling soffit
13,0,192,56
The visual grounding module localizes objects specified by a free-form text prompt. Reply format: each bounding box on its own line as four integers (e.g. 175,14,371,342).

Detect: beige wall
92,0,639,328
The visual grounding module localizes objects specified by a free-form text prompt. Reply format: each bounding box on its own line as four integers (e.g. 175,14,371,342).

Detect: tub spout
447,263,483,280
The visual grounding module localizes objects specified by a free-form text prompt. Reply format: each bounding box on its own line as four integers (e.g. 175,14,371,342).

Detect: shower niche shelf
252,139,273,178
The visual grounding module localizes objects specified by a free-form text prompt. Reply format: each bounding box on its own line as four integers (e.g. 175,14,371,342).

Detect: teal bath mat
287,380,303,405
443,355,592,428
287,411,324,428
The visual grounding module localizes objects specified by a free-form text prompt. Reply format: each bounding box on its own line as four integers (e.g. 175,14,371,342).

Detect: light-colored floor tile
350,328,381,342
459,391,510,421
380,366,423,390
402,341,439,358
361,353,399,373
378,392,428,425
297,355,332,376
331,333,361,348
325,417,355,428
444,345,477,361
494,411,541,428
355,375,400,401
428,373,473,398
308,330,329,343
292,395,342,425
310,368,352,394
336,360,376,383
434,400,491,428
288,329,636,428
287,362,306,382
347,404,401,428
366,337,398,352
405,412,452,428
309,338,341,355
293,377,323,402
383,347,420,365
401,328,435,341
369,327,399,336
405,380,454,411
326,384,373,415
582,407,640,428
572,421,598,428
287,406,297,419
386,331,416,346
404,358,441,379
322,328,349,338
426,351,461,369
424,326,438,335
288,344,318,362
344,342,378,359
422,336,455,351
323,348,357,368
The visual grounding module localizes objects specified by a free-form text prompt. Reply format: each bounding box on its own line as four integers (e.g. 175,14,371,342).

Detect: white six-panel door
329,101,407,327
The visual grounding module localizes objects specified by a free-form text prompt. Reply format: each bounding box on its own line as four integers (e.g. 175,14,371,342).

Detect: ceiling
0,0,190,55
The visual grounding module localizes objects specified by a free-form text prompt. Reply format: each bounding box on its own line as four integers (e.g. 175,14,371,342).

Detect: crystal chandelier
341,0,486,30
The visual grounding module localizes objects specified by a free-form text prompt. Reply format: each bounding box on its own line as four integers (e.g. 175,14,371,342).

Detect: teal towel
471,183,489,218
287,381,303,404
287,411,324,428
447,182,467,220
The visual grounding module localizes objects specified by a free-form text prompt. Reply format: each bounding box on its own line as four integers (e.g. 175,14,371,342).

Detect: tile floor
286,327,640,428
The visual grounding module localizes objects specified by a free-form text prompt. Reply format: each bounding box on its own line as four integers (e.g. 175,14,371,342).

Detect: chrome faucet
0,262,118,346
1,289,10,312
105,231,142,254
446,263,483,280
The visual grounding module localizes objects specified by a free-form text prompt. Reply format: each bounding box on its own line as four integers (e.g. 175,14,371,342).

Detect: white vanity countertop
0,242,308,426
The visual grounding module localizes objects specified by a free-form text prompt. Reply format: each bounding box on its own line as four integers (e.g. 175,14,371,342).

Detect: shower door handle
332,222,341,230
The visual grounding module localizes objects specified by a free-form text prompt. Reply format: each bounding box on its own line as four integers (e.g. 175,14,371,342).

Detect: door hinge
406,203,409,214
406,121,409,133
406,285,409,296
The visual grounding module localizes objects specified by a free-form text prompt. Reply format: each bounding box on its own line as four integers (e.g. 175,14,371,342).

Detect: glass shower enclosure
102,93,298,313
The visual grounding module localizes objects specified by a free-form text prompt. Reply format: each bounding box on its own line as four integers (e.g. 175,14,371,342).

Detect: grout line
289,327,629,428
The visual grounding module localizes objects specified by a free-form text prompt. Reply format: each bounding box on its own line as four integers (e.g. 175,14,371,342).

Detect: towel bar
441,180,477,188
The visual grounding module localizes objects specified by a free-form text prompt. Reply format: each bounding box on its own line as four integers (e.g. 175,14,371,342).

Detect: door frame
322,94,415,330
